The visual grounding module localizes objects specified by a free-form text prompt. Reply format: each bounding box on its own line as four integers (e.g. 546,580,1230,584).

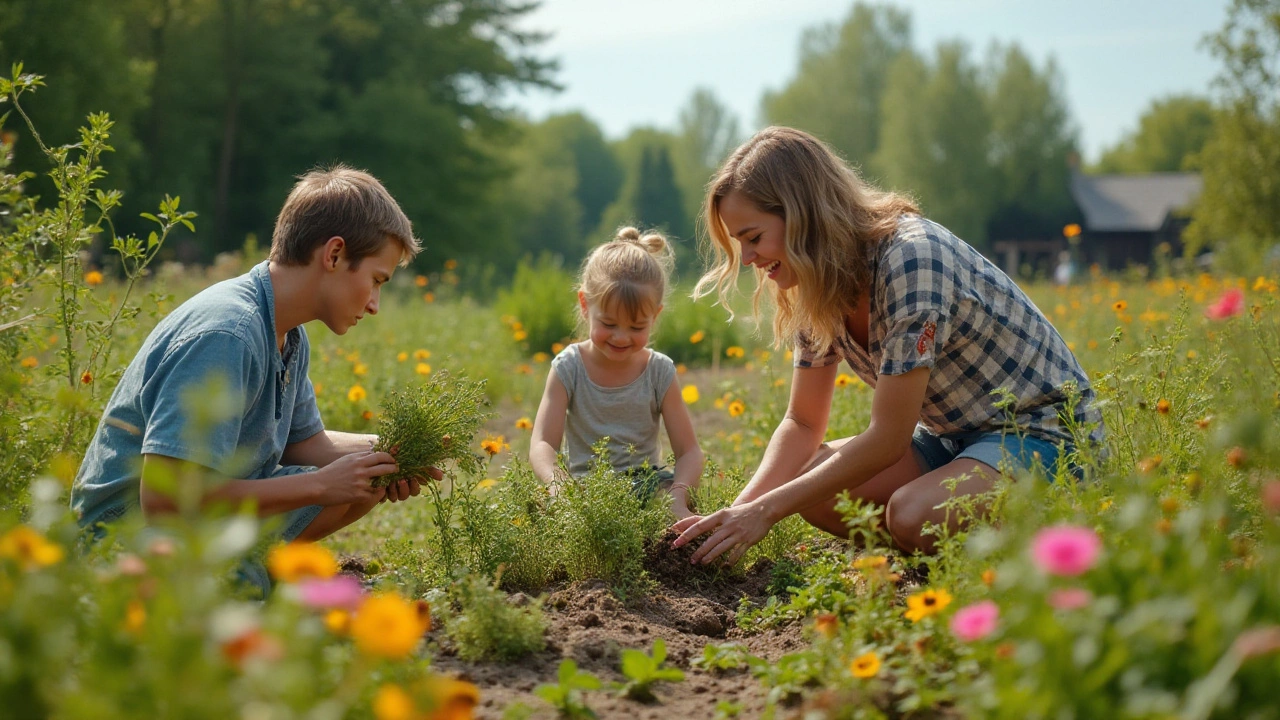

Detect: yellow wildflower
416,363,432,376
20,356,37,369
0,525,65,569
427,677,481,720
347,385,367,402
725,346,745,358
84,270,104,286
515,417,533,430
414,349,431,361
533,351,550,363
324,609,351,635
904,588,952,622
850,651,881,678
516,364,533,375
123,600,147,633
353,362,368,377
728,400,746,417
1062,223,1081,238
552,342,565,354
81,371,93,384
513,330,528,342
477,478,498,489
267,542,338,583
682,385,699,404
689,330,705,344
835,373,854,388
351,594,428,660
853,555,888,571
373,684,414,720
676,363,687,375
397,351,409,362
1112,300,1128,313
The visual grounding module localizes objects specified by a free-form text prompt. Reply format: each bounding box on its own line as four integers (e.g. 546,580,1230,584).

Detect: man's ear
322,236,346,271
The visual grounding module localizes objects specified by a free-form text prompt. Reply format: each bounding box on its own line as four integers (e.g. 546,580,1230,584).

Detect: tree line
1,0,1276,274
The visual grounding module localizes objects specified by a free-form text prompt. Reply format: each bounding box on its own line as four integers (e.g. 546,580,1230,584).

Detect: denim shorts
910,426,1074,479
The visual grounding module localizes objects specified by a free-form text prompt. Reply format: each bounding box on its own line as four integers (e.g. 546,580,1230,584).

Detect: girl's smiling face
579,293,660,363
718,190,794,290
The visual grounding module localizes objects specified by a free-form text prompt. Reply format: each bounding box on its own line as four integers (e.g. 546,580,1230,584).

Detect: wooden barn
992,170,1202,275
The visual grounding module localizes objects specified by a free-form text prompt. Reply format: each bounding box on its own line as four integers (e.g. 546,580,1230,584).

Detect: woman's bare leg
793,436,928,537
885,459,999,554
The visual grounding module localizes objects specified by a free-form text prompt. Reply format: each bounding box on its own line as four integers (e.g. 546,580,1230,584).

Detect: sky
506,0,1230,163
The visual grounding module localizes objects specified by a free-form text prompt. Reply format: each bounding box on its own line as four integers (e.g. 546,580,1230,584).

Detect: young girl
672,127,1104,563
530,227,705,519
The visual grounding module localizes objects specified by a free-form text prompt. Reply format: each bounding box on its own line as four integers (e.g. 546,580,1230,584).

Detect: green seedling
613,637,685,702
690,642,755,673
534,659,602,719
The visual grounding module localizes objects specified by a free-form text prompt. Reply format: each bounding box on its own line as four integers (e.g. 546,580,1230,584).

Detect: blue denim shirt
72,261,325,535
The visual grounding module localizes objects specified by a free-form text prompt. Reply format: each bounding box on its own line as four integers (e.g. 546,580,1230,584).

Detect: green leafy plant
371,370,491,486
534,659,602,719
691,642,755,673
444,572,547,662
613,637,685,702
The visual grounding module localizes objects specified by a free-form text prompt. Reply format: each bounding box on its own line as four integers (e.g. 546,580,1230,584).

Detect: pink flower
1047,587,1093,610
1205,288,1245,320
1031,525,1102,576
296,575,364,610
950,600,999,642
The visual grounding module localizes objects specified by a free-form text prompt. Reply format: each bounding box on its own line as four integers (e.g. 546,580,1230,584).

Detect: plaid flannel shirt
796,215,1103,446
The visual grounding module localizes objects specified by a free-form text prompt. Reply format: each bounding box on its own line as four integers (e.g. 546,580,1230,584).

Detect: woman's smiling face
718,190,794,290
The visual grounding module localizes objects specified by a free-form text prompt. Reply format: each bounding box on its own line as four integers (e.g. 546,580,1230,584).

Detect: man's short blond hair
270,165,420,268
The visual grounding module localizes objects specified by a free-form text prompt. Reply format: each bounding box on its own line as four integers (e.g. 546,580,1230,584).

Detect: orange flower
81,371,93,384
84,270,104,286
480,435,508,456
415,275,428,287
689,330,706,344
551,342,565,354
1155,398,1170,414
423,292,435,303
515,417,533,430
1063,223,1082,239
123,599,147,633
362,410,374,421
348,385,367,402
727,400,746,417
1112,300,1128,313
267,542,339,583
725,346,745,358
444,259,458,271
533,351,550,363
351,594,429,659
814,613,838,639
981,568,996,586
1227,446,1247,468
20,356,37,369
513,330,528,342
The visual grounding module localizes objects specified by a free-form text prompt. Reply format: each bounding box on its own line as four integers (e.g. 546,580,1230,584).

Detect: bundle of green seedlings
371,370,490,487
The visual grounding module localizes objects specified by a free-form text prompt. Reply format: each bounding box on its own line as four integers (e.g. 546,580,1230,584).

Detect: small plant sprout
613,637,685,702
533,659,602,719
371,370,491,486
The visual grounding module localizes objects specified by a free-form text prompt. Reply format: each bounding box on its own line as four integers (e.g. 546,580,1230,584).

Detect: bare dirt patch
417,534,807,719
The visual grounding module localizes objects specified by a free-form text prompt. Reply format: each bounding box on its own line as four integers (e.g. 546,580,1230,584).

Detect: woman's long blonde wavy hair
693,126,918,353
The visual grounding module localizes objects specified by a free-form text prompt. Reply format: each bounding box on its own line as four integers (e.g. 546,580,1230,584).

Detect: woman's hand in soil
670,500,774,566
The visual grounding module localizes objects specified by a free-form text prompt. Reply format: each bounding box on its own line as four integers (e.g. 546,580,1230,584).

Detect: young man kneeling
72,166,432,591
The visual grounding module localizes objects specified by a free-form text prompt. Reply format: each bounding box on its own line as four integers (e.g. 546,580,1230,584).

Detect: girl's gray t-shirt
551,343,677,475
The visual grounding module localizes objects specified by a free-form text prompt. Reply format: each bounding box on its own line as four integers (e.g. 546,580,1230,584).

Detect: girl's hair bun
614,225,668,256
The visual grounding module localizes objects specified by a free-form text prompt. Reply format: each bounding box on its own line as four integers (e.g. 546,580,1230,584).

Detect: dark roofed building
991,170,1202,276
1068,171,1202,269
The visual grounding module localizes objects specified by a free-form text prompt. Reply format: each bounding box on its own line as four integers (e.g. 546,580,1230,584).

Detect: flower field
4,246,1280,719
